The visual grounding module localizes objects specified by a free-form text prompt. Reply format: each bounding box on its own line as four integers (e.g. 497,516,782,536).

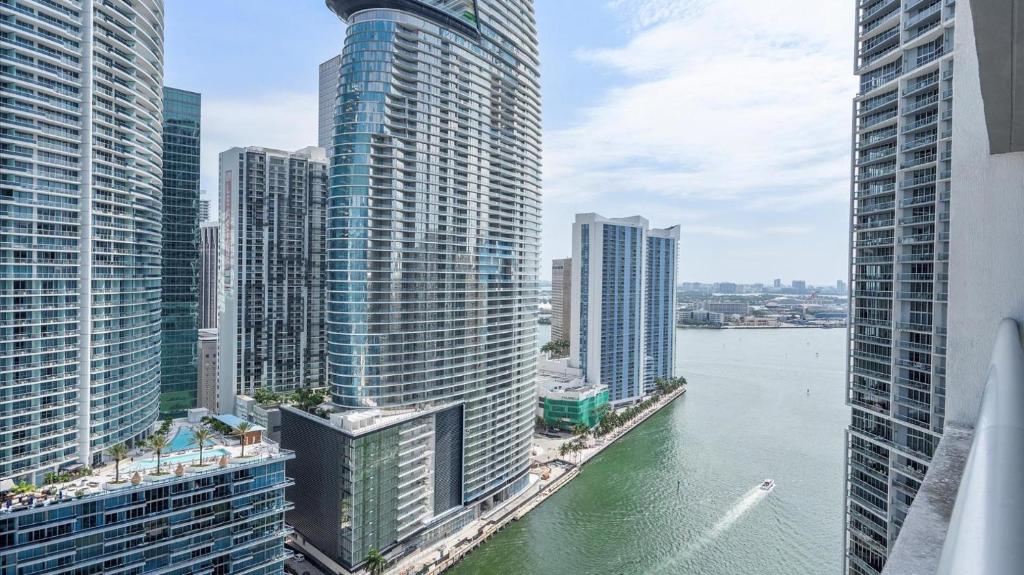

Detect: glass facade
218,147,328,399
160,87,201,418
571,215,678,404
0,458,293,575
0,0,164,482
644,232,678,392
846,1,955,573
325,0,542,504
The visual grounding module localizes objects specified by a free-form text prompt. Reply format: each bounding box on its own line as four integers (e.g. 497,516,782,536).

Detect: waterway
452,327,848,575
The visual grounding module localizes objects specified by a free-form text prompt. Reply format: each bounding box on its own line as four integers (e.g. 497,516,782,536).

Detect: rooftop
0,421,289,516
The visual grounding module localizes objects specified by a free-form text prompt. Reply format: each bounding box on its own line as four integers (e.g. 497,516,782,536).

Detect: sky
165,0,855,285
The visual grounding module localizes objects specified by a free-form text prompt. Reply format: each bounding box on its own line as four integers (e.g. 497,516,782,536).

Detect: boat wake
649,484,771,573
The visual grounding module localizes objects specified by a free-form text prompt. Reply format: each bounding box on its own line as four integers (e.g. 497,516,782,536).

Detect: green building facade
543,387,610,430
160,87,201,416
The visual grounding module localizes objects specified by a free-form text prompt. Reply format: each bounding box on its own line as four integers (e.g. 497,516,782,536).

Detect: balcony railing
935,319,1024,574
883,319,1024,575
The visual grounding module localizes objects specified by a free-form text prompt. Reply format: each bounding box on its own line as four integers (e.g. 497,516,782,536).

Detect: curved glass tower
325,0,542,503
0,0,164,481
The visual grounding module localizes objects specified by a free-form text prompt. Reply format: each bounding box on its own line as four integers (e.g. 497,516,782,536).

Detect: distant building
199,222,220,329
773,278,782,288
837,279,847,294
570,214,680,404
716,282,738,294
551,258,572,341
197,328,218,412
678,309,725,325
792,280,807,294
318,55,342,150
160,87,202,417
703,301,750,316
218,146,328,409
199,198,210,222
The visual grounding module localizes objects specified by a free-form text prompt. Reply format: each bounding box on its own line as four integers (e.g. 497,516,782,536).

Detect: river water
452,327,848,575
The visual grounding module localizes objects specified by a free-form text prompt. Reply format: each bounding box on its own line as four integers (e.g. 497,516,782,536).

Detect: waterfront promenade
396,385,688,575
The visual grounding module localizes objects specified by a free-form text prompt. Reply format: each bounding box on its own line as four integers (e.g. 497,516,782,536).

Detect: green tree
107,443,129,483
365,548,387,575
191,427,215,465
233,421,254,457
572,423,589,439
289,388,328,413
147,434,170,474
540,339,570,359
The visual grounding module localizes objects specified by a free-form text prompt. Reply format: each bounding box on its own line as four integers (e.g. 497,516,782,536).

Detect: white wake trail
649,484,771,574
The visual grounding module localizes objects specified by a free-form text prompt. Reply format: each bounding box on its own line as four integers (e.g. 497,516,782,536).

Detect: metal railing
937,318,1024,575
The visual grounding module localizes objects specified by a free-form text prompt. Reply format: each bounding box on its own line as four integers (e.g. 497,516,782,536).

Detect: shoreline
421,385,688,574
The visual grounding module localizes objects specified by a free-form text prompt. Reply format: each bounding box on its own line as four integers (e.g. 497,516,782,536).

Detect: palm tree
191,427,215,465
107,443,129,483
558,442,570,461
147,434,169,474
365,548,387,575
572,423,589,439
233,421,253,457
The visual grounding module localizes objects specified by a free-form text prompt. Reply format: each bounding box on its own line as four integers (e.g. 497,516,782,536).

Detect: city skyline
163,0,854,285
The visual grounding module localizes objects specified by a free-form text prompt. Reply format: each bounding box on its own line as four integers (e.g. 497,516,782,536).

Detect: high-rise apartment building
845,1,955,573
218,146,328,408
197,328,218,412
645,228,679,393
160,87,201,418
551,258,572,342
318,55,342,150
283,1,542,570
199,197,210,222
569,214,679,404
1,0,165,481
199,221,220,329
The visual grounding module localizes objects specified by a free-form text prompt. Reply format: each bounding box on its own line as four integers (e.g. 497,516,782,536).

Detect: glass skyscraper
324,0,542,505
569,214,679,404
846,0,955,572
1,0,165,482
160,87,201,417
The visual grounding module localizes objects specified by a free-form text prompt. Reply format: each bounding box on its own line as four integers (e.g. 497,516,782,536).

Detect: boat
760,479,775,491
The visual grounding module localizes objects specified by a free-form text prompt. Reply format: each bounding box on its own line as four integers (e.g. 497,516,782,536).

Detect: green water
452,327,848,575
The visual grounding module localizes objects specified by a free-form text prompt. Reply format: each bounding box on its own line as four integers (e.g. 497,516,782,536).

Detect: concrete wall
947,0,1024,428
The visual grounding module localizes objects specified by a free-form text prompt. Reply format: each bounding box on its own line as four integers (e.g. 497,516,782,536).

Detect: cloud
543,0,855,216
200,92,317,214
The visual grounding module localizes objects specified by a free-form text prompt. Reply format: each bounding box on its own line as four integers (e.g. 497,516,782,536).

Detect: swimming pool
165,426,216,453
128,448,230,472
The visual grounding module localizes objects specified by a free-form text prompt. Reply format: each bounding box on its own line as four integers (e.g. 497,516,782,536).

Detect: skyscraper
199,222,220,329
318,55,342,150
283,0,542,569
1,0,165,481
645,227,680,393
160,87,201,417
846,1,955,573
199,197,210,222
218,146,328,409
551,258,572,342
569,214,679,404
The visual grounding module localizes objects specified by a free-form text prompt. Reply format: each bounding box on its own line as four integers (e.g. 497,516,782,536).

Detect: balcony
882,319,1024,575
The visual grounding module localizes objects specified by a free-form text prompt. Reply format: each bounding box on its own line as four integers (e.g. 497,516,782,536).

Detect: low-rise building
0,424,293,575
536,359,609,430
236,394,283,443
281,404,468,572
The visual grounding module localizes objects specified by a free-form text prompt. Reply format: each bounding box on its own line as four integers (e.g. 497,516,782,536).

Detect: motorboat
760,479,775,491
